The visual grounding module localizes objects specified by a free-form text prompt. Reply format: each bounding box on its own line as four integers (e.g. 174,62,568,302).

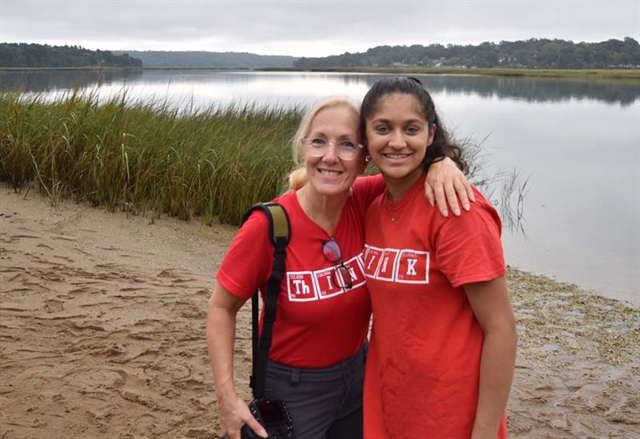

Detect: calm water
2,70,639,307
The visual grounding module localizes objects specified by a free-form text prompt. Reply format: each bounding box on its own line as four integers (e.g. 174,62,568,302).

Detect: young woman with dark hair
207,95,473,439
361,76,518,439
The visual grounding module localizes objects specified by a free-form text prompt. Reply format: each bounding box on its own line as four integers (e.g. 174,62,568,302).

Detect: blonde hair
287,96,361,191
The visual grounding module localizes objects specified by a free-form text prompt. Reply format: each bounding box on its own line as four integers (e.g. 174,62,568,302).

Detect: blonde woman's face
302,105,366,197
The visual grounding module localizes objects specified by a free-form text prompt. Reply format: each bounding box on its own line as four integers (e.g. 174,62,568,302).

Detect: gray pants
264,342,367,439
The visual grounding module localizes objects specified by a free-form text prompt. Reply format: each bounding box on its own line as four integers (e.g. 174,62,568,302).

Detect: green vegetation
263,66,640,81
0,43,143,68
3,38,638,74
111,50,297,68
0,90,300,224
0,90,527,229
294,38,640,70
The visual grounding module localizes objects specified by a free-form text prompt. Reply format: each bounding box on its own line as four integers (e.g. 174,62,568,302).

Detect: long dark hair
360,76,467,173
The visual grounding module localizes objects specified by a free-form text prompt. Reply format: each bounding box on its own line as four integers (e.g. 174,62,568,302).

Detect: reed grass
0,89,302,224
0,89,527,230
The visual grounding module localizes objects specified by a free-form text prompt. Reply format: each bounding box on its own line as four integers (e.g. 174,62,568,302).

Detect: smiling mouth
383,153,411,159
318,169,342,176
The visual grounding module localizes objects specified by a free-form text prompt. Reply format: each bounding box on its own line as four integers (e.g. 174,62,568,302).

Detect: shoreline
1,189,638,438
506,262,639,312
1,66,638,81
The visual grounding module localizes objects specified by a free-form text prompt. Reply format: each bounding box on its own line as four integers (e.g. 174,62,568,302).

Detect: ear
427,124,436,147
358,147,370,175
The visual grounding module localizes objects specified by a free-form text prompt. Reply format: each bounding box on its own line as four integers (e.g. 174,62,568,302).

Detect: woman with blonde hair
207,95,472,439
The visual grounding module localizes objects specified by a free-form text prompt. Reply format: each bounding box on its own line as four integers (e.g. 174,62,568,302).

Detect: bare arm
425,157,475,217
291,158,474,218
206,283,268,439
464,276,517,439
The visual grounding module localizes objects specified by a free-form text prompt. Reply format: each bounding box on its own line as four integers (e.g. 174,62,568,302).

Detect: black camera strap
241,202,291,400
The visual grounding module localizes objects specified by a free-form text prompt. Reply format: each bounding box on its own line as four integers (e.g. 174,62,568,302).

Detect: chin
380,168,409,180
314,184,349,197
382,164,422,180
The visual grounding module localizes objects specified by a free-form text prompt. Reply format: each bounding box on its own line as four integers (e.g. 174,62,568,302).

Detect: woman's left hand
425,157,475,217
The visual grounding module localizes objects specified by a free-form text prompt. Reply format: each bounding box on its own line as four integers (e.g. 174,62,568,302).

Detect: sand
1,187,639,439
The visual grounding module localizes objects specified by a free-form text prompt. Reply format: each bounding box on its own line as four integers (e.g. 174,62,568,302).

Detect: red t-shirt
363,173,508,439
216,176,385,368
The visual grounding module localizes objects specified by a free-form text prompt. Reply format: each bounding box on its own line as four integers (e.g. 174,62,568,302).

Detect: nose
388,129,406,148
322,143,340,163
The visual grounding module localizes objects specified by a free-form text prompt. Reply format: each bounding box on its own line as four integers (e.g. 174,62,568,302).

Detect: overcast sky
1,0,638,57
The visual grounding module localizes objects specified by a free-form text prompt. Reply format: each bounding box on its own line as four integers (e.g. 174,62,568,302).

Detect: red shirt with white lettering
216,176,385,367
363,173,508,439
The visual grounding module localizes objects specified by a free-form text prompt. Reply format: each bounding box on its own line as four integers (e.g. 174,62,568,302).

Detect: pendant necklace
385,197,400,222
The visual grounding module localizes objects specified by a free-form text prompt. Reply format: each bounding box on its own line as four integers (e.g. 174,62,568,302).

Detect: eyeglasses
321,237,353,290
302,137,363,161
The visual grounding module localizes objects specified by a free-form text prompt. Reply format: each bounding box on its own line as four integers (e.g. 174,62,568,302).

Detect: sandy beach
1,187,638,439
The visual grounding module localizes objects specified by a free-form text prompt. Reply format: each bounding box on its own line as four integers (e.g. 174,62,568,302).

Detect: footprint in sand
44,300,64,313
62,368,128,391
143,359,192,383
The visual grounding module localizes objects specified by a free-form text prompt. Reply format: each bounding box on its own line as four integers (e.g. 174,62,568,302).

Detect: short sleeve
215,210,273,299
435,201,506,288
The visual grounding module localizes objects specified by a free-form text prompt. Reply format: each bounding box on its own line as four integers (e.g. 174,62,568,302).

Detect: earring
365,155,371,163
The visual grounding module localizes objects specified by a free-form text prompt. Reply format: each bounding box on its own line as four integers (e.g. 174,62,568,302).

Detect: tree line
294,38,640,69
2,38,638,70
111,50,297,68
0,43,142,68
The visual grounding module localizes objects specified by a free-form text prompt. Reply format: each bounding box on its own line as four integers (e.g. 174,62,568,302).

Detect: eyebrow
308,132,358,139
370,118,426,125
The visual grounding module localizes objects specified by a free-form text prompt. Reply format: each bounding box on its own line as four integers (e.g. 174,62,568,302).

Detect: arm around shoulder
425,157,476,217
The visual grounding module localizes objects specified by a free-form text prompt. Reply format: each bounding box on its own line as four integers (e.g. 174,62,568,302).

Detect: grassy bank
260,66,640,81
0,90,301,224
0,89,526,228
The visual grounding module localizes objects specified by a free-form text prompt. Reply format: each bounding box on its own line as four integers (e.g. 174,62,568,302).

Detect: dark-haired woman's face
365,93,435,195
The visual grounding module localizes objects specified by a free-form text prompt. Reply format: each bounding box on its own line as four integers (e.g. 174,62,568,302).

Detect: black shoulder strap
241,202,291,399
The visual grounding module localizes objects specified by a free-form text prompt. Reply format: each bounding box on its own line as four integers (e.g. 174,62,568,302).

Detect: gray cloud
1,0,638,56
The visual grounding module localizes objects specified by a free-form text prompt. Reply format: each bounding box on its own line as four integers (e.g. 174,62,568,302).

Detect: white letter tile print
364,245,430,284
286,254,367,302
287,272,318,301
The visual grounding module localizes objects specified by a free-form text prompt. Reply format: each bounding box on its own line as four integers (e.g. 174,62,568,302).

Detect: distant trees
111,51,297,68
3,38,638,70
0,43,142,68
294,38,640,69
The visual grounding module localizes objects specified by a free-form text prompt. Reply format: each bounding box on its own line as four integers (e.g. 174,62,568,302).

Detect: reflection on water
1,69,638,307
0,69,144,93
1,70,639,107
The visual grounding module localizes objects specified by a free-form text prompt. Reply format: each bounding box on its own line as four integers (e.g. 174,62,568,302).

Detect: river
2,69,638,307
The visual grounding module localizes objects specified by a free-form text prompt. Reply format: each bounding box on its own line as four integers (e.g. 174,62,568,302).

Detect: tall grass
0,89,302,224
0,89,527,230
459,132,529,235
